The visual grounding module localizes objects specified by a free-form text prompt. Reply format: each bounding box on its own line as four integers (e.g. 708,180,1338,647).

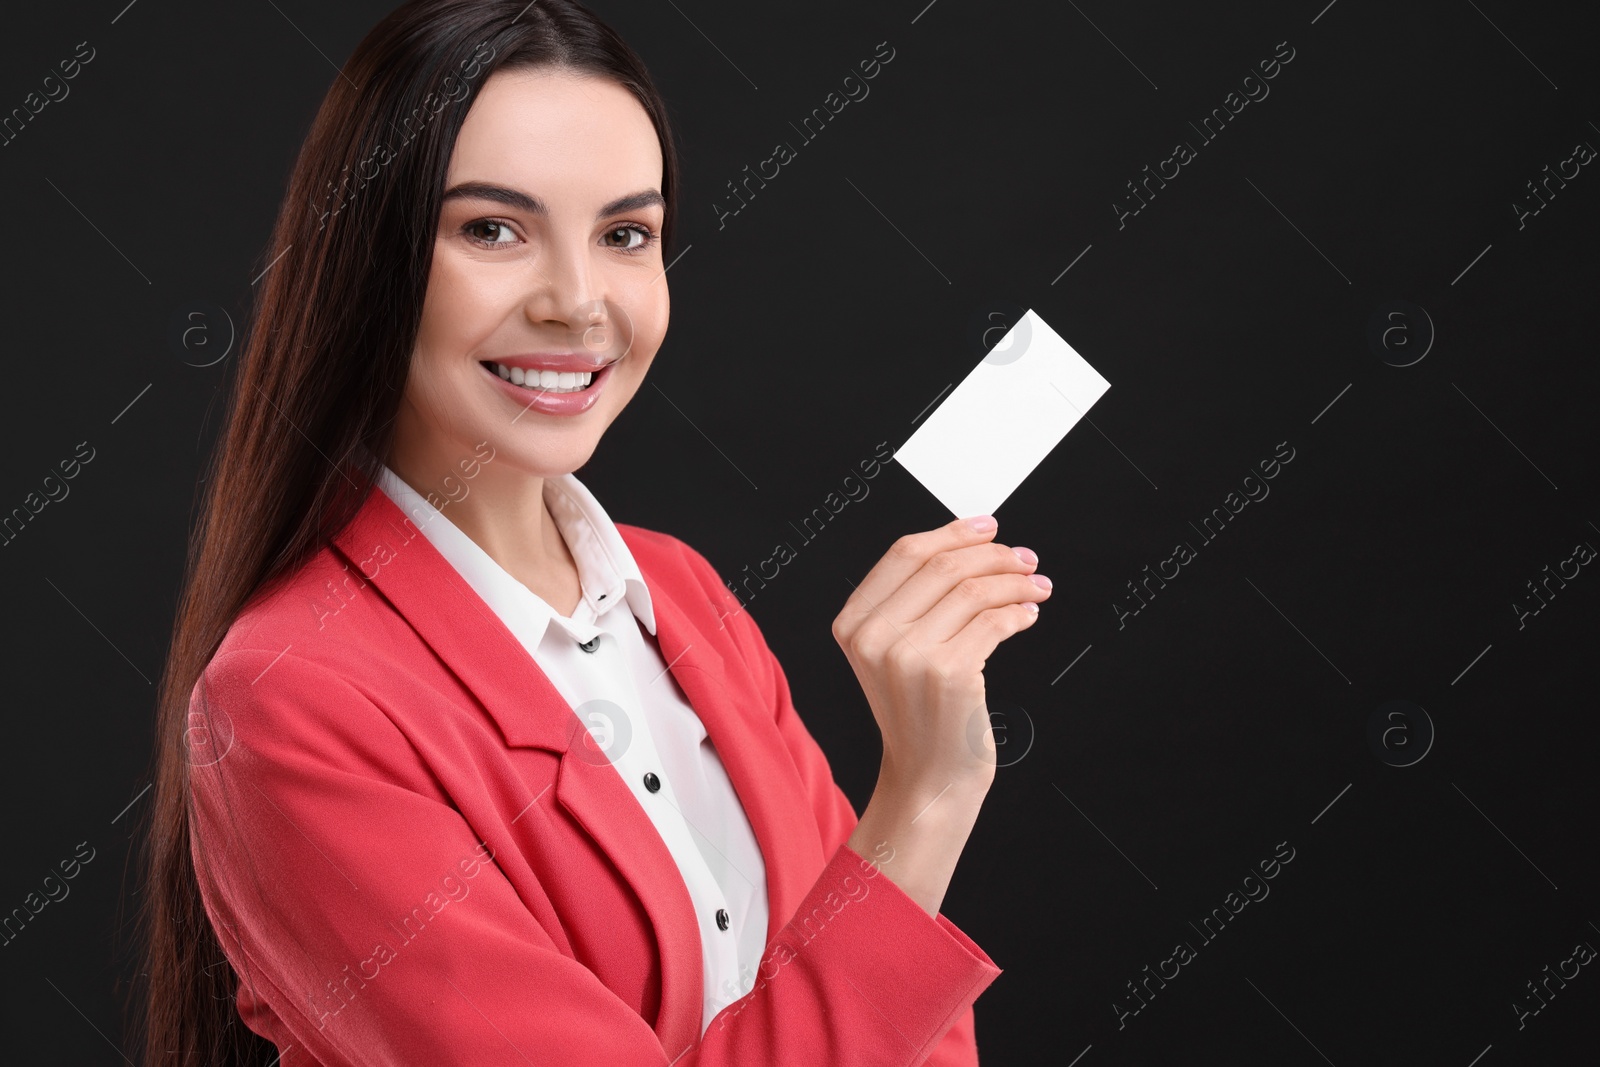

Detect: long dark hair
133,2,680,1062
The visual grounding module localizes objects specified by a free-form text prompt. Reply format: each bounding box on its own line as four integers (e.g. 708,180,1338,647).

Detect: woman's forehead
447,68,662,198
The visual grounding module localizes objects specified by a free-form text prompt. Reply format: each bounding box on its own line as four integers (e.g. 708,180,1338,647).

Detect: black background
2,0,1597,1063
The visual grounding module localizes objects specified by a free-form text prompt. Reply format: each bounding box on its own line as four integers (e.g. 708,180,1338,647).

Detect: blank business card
895,309,1111,518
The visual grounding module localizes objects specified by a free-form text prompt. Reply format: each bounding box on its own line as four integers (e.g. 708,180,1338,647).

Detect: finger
836,515,999,638
943,599,1044,668
877,540,1039,631
912,569,1050,646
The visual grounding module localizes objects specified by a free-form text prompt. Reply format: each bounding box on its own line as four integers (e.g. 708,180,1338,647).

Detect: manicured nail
1029,574,1052,590
1012,546,1038,565
967,515,997,531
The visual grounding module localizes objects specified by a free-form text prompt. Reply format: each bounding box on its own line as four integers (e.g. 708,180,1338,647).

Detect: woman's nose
525,240,601,332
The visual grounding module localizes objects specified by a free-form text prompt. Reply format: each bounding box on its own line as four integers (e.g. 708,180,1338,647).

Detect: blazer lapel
330,489,704,1051
632,551,830,947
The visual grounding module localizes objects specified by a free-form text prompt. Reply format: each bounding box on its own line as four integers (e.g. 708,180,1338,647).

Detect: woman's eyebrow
442,181,664,219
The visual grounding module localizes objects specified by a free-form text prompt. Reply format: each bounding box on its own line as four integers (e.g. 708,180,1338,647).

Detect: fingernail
1012,546,1038,565
967,515,997,531
1023,601,1039,613
1029,574,1052,590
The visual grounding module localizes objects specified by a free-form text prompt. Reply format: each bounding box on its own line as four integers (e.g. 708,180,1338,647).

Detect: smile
481,360,600,394
479,357,616,417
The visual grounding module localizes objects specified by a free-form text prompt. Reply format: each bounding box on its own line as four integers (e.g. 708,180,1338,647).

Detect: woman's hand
837,514,1049,914
833,514,1049,793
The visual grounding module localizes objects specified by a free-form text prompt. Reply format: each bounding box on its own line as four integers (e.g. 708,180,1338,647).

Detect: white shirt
375,464,769,1034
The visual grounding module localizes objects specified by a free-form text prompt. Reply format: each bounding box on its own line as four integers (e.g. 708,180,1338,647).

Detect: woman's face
393,67,669,484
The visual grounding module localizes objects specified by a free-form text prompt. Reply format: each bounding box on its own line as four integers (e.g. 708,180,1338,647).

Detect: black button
578,636,600,653
642,772,660,793
715,908,730,931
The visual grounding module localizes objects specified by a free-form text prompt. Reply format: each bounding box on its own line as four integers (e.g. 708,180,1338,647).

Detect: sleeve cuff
760,841,1002,1061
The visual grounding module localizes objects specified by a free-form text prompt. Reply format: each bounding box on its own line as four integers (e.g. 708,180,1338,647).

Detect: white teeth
488,362,596,393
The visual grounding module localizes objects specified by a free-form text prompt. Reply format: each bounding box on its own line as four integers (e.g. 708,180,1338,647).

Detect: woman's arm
680,517,1046,1065
693,579,996,1066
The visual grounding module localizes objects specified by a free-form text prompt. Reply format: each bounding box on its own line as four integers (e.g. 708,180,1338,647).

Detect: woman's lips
480,357,614,417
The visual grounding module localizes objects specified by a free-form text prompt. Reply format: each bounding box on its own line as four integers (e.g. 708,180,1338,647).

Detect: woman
138,2,1052,1064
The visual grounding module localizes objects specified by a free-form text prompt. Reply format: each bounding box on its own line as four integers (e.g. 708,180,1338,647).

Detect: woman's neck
387,446,582,615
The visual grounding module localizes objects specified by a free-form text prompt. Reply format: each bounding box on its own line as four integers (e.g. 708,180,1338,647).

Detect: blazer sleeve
677,541,1001,1065
190,644,999,1067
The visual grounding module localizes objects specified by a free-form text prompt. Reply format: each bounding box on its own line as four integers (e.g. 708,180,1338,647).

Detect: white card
894,309,1111,517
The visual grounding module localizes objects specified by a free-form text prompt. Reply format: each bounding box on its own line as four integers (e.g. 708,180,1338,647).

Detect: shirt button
642,772,661,793
715,908,730,931
578,636,600,653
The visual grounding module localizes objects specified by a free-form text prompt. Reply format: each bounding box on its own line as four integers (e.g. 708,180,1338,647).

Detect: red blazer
188,485,1001,1066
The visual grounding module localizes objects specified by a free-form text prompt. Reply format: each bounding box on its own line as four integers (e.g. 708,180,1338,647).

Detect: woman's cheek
624,283,669,357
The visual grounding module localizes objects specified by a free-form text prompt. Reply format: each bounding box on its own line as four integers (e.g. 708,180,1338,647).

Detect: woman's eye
602,223,657,254
464,219,517,246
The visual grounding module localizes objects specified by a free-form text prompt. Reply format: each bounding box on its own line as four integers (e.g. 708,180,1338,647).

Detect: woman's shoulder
614,521,727,593
614,521,775,662
200,538,409,689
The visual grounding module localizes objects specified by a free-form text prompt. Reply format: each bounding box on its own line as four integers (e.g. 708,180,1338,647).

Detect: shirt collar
373,462,657,644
